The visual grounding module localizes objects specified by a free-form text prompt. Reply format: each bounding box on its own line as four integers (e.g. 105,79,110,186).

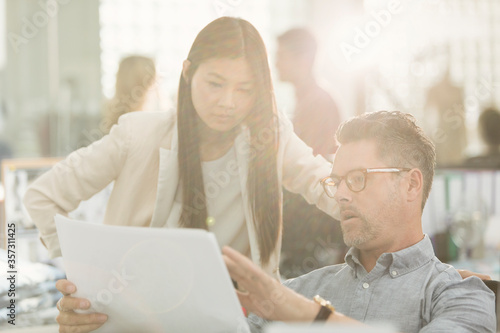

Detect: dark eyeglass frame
320,167,412,197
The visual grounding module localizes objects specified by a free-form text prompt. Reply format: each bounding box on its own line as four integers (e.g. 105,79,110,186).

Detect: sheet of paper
55,215,250,333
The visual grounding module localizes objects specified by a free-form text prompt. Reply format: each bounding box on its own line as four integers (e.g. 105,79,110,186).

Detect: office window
99,0,306,110
363,0,500,154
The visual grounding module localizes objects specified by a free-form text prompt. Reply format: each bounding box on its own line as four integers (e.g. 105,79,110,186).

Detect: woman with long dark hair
24,17,337,332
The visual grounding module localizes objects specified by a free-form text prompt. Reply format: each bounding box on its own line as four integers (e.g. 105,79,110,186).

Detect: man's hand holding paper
55,279,107,333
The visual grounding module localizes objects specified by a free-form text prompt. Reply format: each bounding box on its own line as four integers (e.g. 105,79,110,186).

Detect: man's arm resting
418,276,496,333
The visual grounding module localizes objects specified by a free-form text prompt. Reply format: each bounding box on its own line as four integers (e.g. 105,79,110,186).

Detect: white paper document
55,215,250,333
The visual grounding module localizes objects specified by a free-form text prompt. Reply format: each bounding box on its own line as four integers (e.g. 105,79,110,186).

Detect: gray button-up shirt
248,235,496,332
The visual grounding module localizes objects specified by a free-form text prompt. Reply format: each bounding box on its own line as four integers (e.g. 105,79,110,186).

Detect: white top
201,146,249,256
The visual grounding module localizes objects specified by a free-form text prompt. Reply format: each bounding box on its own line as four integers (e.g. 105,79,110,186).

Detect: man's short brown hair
336,111,436,210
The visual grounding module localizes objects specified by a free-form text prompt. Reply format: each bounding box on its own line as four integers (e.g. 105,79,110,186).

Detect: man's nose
333,179,352,203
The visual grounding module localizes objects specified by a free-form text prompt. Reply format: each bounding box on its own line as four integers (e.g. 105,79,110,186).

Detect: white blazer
24,111,338,279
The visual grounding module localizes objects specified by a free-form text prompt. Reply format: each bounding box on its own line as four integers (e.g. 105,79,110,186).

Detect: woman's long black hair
177,17,280,265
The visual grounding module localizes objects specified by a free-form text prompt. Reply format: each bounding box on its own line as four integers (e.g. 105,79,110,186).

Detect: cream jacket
23,111,338,279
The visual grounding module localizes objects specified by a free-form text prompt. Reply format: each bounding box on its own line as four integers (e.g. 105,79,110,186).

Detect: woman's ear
182,60,191,83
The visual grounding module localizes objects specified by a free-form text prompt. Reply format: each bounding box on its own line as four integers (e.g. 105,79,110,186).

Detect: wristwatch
313,295,335,321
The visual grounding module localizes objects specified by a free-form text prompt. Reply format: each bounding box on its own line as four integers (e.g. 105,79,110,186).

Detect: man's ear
182,60,191,83
406,168,423,203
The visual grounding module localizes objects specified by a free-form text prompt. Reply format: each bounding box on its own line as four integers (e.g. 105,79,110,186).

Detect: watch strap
313,295,334,321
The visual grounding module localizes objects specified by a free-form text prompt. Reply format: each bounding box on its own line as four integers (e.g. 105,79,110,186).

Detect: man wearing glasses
224,111,496,332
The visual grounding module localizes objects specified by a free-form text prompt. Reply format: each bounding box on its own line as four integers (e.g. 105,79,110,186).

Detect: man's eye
351,175,364,183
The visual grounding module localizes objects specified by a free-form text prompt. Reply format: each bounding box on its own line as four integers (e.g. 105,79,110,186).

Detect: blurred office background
1,0,500,329
1,0,500,159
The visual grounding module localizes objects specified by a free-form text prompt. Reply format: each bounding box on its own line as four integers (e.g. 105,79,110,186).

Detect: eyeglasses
320,168,412,197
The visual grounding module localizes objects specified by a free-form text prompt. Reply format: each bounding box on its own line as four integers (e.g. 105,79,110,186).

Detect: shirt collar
344,234,435,278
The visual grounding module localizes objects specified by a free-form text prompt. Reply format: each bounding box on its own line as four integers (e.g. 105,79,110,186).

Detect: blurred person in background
276,28,341,159
463,107,500,168
424,67,467,167
276,28,345,278
101,55,157,133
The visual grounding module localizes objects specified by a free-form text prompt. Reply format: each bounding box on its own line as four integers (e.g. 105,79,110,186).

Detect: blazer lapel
150,125,180,228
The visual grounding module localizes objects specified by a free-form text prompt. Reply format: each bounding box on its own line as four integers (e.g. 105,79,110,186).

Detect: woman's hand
457,269,491,280
55,279,108,333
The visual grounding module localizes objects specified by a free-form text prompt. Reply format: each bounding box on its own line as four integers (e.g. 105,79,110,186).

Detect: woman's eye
238,88,253,94
208,81,222,88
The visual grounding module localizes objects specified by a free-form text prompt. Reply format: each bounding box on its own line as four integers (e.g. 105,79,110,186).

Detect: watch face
313,295,334,311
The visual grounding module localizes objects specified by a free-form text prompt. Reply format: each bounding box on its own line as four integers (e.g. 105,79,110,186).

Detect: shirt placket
349,268,376,321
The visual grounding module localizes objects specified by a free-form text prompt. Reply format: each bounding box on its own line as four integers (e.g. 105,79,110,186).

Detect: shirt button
362,282,369,289
391,270,398,276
